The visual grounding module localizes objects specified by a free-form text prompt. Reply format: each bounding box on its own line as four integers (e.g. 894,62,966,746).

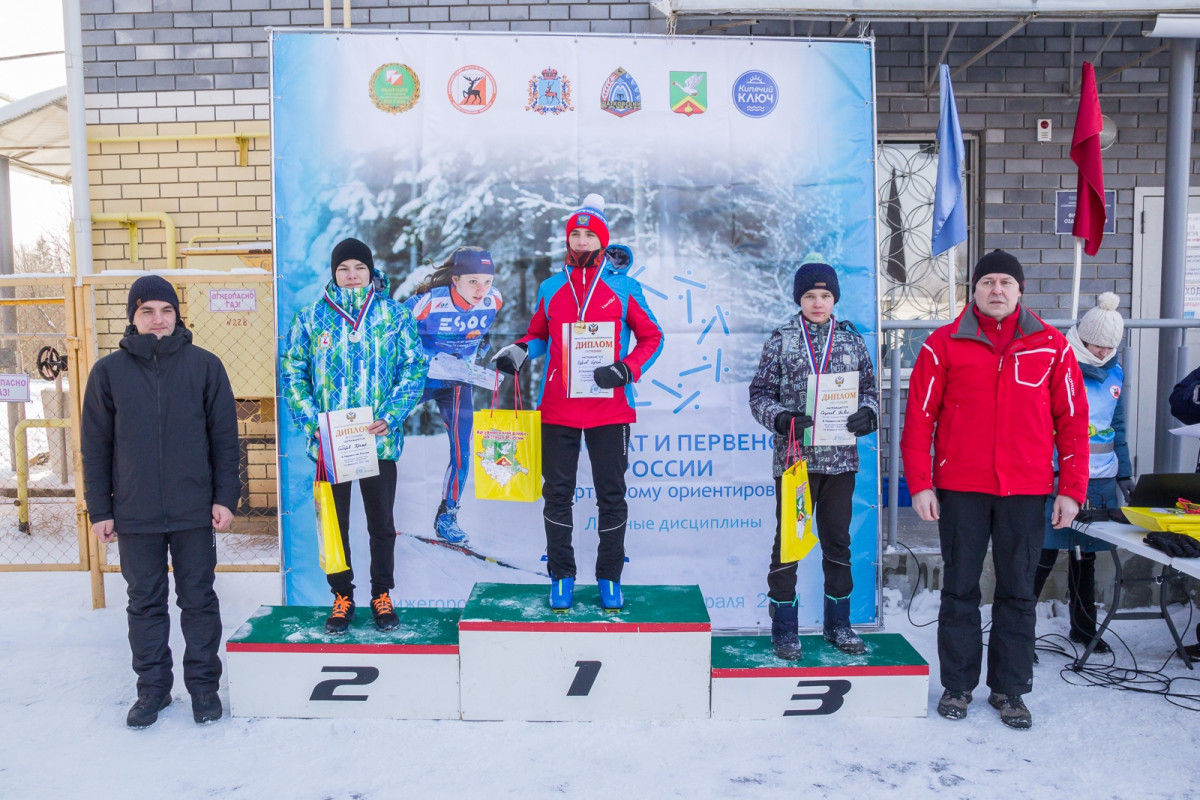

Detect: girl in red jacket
492,195,663,611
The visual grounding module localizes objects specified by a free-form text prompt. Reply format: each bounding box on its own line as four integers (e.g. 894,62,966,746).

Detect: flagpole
947,248,956,316
1070,237,1083,321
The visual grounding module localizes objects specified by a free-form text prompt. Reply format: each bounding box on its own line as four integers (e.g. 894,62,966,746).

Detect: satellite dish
1099,115,1117,150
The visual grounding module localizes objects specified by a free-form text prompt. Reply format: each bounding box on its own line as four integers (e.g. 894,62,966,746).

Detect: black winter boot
770,599,802,660
823,595,866,655
1068,552,1110,653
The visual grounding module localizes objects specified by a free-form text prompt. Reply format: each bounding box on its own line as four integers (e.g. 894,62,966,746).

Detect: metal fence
0,276,86,572
81,273,279,580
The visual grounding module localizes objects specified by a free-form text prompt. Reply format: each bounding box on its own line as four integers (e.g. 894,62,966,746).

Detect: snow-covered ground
2,570,1198,799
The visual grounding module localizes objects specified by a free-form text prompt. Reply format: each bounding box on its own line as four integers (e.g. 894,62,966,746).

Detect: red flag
1070,62,1105,256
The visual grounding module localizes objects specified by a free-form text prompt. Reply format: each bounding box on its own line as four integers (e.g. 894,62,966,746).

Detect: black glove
1143,531,1200,558
593,361,632,389
491,342,528,375
1117,477,1135,501
846,407,877,437
774,411,814,436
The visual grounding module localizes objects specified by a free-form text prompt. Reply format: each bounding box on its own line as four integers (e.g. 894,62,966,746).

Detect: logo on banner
670,71,707,116
526,67,573,115
369,63,420,114
447,65,496,114
600,67,641,117
732,70,778,118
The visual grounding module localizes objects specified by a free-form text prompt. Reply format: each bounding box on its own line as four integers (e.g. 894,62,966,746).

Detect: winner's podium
226,606,461,719
458,583,712,721
710,634,929,718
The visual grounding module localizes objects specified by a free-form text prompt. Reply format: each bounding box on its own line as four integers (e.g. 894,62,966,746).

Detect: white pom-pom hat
1076,291,1125,349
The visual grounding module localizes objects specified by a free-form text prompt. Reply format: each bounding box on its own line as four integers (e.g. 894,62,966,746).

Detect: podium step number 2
226,606,461,720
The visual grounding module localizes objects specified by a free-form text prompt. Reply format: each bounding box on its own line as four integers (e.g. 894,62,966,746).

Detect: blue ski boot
770,598,802,660
598,580,624,611
823,595,866,655
550,576,575,611
434,501,469,544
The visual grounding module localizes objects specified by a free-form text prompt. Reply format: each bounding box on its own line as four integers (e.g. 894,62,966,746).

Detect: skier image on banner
491,194,663,612
403,246,504,544
280,237,429,635
748,259,879,660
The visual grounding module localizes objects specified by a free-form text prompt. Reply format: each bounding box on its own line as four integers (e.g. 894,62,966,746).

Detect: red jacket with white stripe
900,303,1089,504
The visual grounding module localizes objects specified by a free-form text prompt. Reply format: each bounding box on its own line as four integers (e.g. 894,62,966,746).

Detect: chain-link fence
84,273,278,572
0,276,85,570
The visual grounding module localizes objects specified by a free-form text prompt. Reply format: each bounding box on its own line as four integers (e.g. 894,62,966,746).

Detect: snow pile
1,571,1197,799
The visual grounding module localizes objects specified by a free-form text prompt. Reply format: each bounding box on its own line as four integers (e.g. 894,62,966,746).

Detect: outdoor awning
0,86,70,184
651,1,1199,21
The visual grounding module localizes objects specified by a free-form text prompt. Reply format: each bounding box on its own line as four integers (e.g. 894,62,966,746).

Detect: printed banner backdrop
272,30,880,629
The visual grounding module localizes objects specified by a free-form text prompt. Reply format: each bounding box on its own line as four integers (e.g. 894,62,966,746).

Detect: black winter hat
330,237,375,280
126,275,180,322
971,249,1024,292
793,262,840,305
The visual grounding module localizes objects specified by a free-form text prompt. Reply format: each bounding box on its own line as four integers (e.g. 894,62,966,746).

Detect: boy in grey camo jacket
748,260,878,659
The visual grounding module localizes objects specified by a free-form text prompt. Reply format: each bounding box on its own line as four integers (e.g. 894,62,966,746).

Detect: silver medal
348,329,363,343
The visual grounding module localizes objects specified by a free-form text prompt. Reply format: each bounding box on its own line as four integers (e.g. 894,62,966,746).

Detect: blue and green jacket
281,276,429,463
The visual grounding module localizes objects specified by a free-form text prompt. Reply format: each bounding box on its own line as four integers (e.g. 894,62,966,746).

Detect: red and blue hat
566,193,610,251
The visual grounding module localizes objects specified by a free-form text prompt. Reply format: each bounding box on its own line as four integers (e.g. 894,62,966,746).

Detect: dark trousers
542,423,629,582
118,527,221,696
329,459,398,598
768,471,855,603
1033,548,1100,639
937,490,1046,697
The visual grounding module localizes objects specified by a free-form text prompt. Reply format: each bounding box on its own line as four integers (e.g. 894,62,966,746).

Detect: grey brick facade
79,5,1200,320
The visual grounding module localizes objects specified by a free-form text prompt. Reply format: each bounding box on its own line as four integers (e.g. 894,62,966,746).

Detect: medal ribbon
800,317,836,394
563,265,604,322
324,286,375,335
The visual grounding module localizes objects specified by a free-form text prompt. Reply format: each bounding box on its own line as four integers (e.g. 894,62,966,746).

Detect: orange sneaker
371,591,399,632
324,593,355,634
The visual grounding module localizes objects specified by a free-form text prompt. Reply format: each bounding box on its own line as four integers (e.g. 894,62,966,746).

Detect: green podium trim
459,583,712,628
710,633,929,678
226,605,461,649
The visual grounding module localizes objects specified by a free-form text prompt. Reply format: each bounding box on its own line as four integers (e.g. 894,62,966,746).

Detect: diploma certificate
318,406,380,483
804,372,859,447
564,321,616,398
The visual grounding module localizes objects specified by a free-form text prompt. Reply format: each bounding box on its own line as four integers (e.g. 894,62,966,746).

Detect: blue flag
931,64,967,256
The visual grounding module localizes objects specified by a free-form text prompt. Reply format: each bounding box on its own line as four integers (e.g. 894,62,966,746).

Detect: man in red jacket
901,250,1088,730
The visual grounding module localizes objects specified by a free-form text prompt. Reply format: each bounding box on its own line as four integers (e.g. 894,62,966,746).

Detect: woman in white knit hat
1032,292,1132,655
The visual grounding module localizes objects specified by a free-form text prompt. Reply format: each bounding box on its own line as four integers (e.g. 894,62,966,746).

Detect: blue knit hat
451,248,495,277
793,262,840,305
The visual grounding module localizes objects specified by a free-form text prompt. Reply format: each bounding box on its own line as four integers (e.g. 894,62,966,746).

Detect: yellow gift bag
473,379,542,502
779,423,818,563
313,447,348,574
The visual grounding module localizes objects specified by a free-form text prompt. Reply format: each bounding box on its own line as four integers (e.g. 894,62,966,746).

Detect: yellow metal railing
86,131,267,167
14,418,71,535
91,211,178,271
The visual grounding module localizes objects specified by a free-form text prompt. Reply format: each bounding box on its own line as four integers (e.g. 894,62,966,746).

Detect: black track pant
542,423,630,582
767,471,855,603
329,458,398,598
118,527,221,696
937,490,1046,697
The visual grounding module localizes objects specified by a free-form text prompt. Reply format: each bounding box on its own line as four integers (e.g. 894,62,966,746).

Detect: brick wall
79,7,1199,314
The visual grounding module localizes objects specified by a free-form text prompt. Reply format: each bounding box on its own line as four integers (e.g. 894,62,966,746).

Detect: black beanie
971,249,1024,292
793,262,841,305
126,275,180,322
330,237,375,280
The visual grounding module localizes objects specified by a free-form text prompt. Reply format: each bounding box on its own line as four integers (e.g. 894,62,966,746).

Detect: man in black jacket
82,275,239,729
